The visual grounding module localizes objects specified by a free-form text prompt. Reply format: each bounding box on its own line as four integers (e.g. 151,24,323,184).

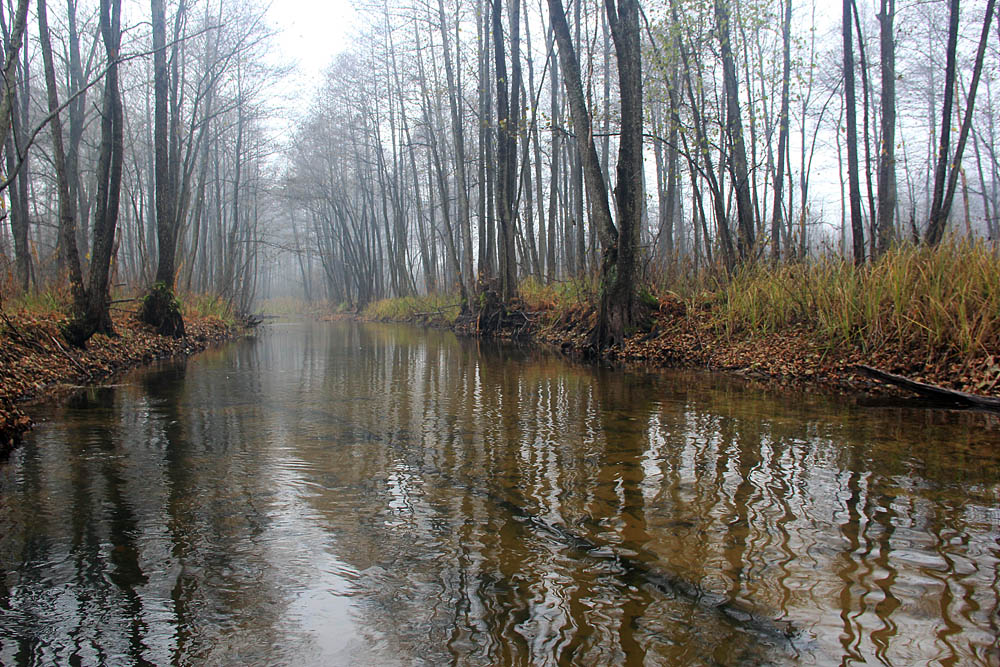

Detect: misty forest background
0,0,997,342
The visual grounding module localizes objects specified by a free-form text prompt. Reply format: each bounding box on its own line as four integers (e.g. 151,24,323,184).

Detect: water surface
1,321,998,665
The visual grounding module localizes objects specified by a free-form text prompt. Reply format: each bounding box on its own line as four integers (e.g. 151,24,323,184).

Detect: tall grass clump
180,292,235,323
519,276,595,317
720,241,1000,359
363,293,463,324
6,286,72,319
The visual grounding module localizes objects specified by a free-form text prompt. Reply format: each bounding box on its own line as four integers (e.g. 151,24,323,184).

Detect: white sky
267,0,359,99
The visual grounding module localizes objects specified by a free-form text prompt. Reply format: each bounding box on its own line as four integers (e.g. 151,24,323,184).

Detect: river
0,321,997,665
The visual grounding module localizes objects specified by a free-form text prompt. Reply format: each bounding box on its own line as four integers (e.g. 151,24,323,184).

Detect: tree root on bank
138,282,185,338
456,284,534,338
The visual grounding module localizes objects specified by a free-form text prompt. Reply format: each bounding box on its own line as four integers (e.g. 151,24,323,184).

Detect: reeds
180,292,235,323
363,293,463,324
719,241,1000,359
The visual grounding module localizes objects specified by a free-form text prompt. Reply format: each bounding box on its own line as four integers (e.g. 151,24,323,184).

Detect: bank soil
533,296,1000,407
0,311,242,455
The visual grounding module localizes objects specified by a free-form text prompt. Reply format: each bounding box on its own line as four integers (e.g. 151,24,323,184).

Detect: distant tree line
1,0,997,348
0,0,273,344
282,0,998,345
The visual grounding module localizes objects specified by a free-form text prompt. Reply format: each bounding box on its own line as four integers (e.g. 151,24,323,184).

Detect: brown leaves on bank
538,290,1000,402
0,309,239,455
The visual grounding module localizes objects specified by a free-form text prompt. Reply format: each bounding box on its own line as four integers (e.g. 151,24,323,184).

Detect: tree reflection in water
0,321,997,665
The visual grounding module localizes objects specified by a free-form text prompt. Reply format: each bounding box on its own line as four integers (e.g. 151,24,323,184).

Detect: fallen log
855,365,1000,412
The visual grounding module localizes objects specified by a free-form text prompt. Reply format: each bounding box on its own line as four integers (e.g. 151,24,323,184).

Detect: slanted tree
547,0,642,349
64,0,124,347
715,0,755,261
771,0,792,261
925,0,996,245
37,0,85,312
436,0,475,306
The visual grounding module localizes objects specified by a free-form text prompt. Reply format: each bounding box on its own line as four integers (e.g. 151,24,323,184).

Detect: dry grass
519,276,596,321
179,292,235,324
718,241,1000,360
363,293,463,324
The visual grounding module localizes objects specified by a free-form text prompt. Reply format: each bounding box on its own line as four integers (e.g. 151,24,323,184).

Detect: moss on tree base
139,282,185,338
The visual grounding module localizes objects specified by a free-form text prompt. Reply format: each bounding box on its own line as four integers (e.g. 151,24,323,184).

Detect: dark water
0,321,998,665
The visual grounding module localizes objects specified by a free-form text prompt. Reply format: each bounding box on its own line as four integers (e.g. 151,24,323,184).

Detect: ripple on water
0,322,997,665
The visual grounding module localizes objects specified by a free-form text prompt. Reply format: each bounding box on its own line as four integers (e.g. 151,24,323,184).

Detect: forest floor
0,308,244,456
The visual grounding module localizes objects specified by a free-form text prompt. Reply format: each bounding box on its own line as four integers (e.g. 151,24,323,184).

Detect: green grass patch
363,293,463,324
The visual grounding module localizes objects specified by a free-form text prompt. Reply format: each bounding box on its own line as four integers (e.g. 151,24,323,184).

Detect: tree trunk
437,0,475,304
843,0,866,263
66,0,124,347
875,0,896,256
546,0,616,250
38,0,85,308
546,24,559,281
715,0,756,261
140,0,185,336
926,0,996,245
770,0,791,261
852,0,877,245
0,0,30,290
549,0,638,348
598,0,642,347
0,0,27,157
493,0,520,302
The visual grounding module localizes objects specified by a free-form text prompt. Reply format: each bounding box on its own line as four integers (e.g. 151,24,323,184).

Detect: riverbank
360,243,1000,405
0,309,245,455
534,296,1000,400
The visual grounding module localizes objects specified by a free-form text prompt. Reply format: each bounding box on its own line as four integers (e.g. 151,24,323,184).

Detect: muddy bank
534,298,1000,405
0,312,244,455
364,296,1000,408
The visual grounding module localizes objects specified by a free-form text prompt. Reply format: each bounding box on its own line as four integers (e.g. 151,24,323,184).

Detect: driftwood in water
856,365,1000,412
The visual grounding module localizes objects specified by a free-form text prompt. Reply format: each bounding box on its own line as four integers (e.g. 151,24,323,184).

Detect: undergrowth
180,292,235,324
3,283,237,327
364,293,463,324
718,241,1000,359
4,284,73,318
519,276,595,317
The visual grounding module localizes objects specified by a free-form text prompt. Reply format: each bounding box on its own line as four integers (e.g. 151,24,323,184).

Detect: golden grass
179,292,235,323
518,276,596,321
363,293,463,324
718,241,1000,358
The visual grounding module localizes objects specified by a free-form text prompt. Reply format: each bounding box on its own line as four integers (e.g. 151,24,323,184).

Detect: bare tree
770,0,791,261
875,0,896,256
139,0,185,335
65,0,124,347
844,0,866,263
926,0,996,245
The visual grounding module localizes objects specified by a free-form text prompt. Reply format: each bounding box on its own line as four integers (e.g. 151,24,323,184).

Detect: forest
0,0,996,351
